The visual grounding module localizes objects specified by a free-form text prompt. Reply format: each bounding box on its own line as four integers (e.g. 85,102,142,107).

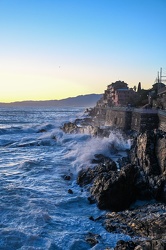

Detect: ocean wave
63,130,131,172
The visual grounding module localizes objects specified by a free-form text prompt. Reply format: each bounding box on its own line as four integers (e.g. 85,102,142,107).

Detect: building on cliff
102,80,138,107
90,78,166,132
113,88,137,106
149,82,166,109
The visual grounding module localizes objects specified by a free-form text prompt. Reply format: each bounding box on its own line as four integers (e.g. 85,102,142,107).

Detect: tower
137,82,141,92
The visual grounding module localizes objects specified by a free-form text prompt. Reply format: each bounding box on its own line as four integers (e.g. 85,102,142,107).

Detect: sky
0,0,166,102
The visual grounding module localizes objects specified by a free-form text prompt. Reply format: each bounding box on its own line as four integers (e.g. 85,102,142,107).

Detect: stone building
103,80,137,107
113,88,137,106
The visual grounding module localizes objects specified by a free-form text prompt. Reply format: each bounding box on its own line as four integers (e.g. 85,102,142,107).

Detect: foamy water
0,107,131,250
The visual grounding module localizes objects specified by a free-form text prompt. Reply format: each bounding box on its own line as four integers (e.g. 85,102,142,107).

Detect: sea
0,106,131,250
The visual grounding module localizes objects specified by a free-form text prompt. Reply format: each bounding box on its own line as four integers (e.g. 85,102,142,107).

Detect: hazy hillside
0,94,102,108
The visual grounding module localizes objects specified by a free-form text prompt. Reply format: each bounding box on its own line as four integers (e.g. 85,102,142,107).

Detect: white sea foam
63,130,131,172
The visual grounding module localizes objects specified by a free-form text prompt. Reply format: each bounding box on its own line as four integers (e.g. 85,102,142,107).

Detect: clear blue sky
0,0,165,102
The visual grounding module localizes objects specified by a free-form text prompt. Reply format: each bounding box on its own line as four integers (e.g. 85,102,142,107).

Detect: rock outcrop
114,239,166,250
104,203,166,239
62,111,166,248
62,120,111,137
130,130,166,203
90,164,138,211
77,130,166,212
105,202,166,250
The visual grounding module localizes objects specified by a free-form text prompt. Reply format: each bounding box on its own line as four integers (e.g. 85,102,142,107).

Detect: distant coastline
0,94,102,108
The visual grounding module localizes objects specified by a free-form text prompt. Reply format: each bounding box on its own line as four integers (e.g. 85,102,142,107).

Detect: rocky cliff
62,111,166,249
76,130,166,249
77,130,166,210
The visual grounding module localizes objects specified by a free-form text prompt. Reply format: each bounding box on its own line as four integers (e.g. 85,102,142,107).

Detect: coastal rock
90,164,138,211
130,130,166,203
130,130,166,175
104,202,166,239
114,240,137,250
77,155,117,187
62,120,111,137
114,239,166,250
85,232,100,247
62,122,78,134
130,130,160,175
68,189,73,194
156,135,166,174
77,130,166,211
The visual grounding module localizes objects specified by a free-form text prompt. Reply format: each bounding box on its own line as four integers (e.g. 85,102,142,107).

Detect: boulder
77,155,117,187
90,164,138,211
62,122,78,133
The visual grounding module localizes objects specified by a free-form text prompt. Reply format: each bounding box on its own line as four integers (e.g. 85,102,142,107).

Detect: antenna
160,68,162,82
157,71,160,83
160,67,166,83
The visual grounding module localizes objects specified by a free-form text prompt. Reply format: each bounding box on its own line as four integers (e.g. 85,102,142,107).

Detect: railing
95,106,166,115
108,107,157,113
133,108,158,114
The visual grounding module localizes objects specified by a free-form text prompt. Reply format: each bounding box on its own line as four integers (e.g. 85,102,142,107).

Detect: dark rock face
78,153,138,211
114,239,166,250
77,155,117,187
156,135,166,174
130,130,166,203
62,119,112,137
114,240,137,250
77,130,166,212
85,232,100,247
104,203,166,250
62,122,78,134
91,164,138,211
130,130,166,175
105,203,166,238
76,128,166,247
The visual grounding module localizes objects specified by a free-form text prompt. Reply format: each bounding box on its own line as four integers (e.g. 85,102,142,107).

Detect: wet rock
85,232,100,246
62,122,78,134
63,175,71,181
130,130,166,203
117,155,130,169
77,130,166,211
130,130,161,175
104,202,166,239
37,129,47,133
156,136,166,174
91,164,138,211
68,189,73,194
89,216,95,221
87,196,96,204
114,239,166,250
134,239,166,250
77,155,117,187
114,240,137,250
130,130,166,175
91,154,117,168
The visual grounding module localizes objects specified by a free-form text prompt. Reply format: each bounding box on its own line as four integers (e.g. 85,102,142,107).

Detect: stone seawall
105,108,132,130
131,109,159,132
91,107,165,132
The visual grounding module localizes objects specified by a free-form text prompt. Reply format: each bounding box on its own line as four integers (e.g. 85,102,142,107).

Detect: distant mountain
0,94,102,108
